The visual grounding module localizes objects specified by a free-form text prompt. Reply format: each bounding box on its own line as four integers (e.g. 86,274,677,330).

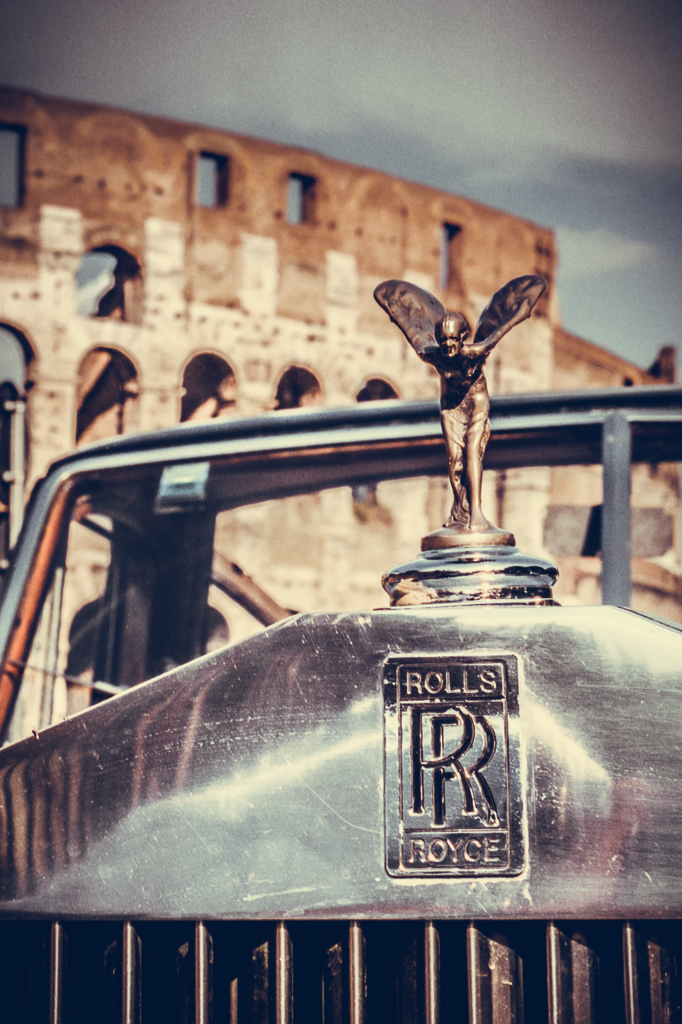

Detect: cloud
3,0,682,167
555,227,659,279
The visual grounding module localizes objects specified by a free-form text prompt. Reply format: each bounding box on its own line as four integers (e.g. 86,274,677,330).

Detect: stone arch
0,324,34,554
75,245,142,323
76,347,140,444
351,172,411,276
70,110,163,203
0,323,34,395
273,365,322,410
181,352,237,421
355,376,399,402
350,171,411,212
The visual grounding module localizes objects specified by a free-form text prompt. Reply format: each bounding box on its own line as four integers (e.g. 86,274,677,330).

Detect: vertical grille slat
547,922,564,1024
623,922,679,1024
624,922,638,1024
322,931,345,1024
468,922,525,1024
250,930,274,1024
646,933,676,1023
50,920,64,1024
547,921,599,1024
231,968,240,1024
195,921,213,1024
424,921,440,1024
1,917,679,1022
276,921,293,1024
121,920,141,1024
467,922,481,1024
349,921,366,1024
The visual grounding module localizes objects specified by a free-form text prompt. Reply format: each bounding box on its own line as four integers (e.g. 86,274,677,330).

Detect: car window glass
5,570,64,744
212,476,451,644
60,514,114,715
3,459,452,742
5,512,113,743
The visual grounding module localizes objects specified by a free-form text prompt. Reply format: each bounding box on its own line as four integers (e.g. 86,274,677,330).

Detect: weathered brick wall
0,87,678,623
0,88,560,471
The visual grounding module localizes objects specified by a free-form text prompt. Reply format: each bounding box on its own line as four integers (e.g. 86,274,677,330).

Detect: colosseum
0,87,679,624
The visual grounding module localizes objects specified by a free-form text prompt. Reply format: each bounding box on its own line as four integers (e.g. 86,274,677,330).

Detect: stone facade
0,87,679,622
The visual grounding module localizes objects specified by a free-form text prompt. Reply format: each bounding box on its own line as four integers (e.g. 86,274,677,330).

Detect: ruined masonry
0,88,679,620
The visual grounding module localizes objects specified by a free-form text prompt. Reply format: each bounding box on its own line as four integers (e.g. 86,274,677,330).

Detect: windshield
5,452,448,742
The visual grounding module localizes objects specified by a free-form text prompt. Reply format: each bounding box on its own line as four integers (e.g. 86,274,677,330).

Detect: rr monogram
410,706,499,827
383,654,524,876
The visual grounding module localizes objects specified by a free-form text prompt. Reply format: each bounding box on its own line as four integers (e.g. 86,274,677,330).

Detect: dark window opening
0,324,33,561
0,124,25,208
356,377,399,403
274,365,321,409
287,173,316,225
196,152,229,208
75,246,141,322
0,323,33,395
440,222,462,290
181,353,237,421
76,347,139,444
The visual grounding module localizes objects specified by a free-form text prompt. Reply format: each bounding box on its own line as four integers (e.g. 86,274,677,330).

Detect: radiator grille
0,919,679,1023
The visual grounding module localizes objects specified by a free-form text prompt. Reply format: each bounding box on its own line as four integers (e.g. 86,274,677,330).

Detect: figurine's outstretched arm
374,280,446,361
464,275,546,356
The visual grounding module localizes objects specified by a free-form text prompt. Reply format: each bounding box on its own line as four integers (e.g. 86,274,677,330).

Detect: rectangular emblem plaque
384,653,524,877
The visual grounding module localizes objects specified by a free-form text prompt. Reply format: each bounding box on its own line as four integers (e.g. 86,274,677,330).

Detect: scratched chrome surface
0,604,681,920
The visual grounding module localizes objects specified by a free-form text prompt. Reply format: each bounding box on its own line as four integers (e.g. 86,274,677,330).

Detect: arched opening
353,377,399,518
76,347,139,444
274,365,322,410
0,324,34,555
181,353,237,422
355,377,399,403
0,323,34,394
75,245,142,322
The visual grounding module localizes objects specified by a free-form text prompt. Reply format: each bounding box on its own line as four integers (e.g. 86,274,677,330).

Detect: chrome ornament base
421,524,515,549
382,543,559,606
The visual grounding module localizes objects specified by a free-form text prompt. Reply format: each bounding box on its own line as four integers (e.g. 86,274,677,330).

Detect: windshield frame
0,404,447,741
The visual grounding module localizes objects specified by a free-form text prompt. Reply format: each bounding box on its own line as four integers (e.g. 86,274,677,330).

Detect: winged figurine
374,276,546,539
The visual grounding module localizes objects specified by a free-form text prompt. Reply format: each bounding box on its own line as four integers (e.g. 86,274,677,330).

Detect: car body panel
1,604,680,920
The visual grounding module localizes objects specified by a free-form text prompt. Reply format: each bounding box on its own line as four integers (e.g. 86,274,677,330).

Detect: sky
0,0,680,370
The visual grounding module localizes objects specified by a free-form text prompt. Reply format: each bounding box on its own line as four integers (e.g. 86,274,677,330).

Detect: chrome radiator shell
1,603,680,921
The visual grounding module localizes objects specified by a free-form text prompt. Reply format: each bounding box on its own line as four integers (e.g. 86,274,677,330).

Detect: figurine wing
472,275,546,347
374,280,446,358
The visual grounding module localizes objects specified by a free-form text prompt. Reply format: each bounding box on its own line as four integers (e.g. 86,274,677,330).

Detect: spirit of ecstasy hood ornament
375,275,545,547
375,276,558,605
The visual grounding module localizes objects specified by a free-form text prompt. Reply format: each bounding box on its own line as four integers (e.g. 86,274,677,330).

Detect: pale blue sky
1,0,680,369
